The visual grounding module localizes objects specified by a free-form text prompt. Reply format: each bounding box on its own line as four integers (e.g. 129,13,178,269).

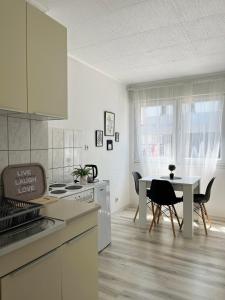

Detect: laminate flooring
98,208,225,300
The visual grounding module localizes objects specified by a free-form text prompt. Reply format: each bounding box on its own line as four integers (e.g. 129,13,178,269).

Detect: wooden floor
98,208,225,300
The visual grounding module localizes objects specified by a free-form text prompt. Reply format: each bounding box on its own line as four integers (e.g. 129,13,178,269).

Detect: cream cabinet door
0,0,27,112
27,3,67,119
62,226,98,300
1,248,62,300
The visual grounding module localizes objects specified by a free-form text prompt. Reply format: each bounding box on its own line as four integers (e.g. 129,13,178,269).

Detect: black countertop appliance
85,164,99,183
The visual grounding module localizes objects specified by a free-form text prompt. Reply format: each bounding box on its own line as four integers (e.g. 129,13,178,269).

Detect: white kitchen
1,1,225,300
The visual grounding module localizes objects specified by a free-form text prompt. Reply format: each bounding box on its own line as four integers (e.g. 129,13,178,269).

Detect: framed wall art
107,140,113,151
104,111,115,136
115,132,119,142
95,130,103,147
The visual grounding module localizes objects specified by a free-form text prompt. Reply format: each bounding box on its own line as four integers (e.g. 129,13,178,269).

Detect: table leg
194,180,200,194
194,180,201,222
183,185,193,238
138,180,147,228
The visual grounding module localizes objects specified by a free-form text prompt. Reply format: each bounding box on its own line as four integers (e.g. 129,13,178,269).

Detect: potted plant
168,164,176,179
71,165,91,185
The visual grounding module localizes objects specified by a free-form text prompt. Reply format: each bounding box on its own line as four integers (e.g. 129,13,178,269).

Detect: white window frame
135,98,225,168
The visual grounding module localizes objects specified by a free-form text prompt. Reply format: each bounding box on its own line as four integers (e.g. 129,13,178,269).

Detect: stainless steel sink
0,218,64,250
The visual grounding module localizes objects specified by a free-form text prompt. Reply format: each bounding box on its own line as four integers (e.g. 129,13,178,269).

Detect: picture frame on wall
95,130,103,147
107,140,113,151
104,111,115,136
115,132,119,142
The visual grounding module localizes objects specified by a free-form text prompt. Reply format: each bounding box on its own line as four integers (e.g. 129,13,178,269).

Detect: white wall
50,57,130,213
207,167,225,219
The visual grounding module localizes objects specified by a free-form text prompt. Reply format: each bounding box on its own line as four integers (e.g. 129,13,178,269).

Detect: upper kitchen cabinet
0,0,27,113
27,3,68,119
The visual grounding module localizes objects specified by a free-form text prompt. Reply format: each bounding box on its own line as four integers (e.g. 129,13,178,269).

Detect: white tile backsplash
52,168,64,183
48,127,53,149
0,116,8,150
48,149,53,169
9,151,30,165
31,120,48,150
8,117,30,150
48,127,85,184
64,129,73,148
52,128,64,148
0,151,8,174
0,117,48,184
74,148,82,165
64,148,73,167
31,150,48,172
48,169,53,183
63,166,73,183
53,149,64,168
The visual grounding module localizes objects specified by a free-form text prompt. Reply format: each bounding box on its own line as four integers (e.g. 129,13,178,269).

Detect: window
182,99,222,159
136,98,224,165
139,102,175,161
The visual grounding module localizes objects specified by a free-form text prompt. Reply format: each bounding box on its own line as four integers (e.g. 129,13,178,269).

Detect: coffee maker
85,164,99,183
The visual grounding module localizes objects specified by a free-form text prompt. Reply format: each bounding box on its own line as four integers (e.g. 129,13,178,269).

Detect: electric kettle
85,164,99,183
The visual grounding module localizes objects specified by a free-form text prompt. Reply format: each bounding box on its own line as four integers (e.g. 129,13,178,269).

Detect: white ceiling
37,0,225,84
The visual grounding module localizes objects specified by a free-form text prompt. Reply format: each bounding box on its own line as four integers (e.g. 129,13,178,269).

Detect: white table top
140,175,200,185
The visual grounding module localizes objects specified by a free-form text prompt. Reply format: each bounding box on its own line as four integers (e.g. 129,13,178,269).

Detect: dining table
138,175,201,238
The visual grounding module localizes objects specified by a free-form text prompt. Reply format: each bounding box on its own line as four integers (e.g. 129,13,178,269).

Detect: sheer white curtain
131,77,225,191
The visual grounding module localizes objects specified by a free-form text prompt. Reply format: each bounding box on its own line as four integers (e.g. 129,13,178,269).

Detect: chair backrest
132,171,142,195
204,177,215,202
150,179,177,206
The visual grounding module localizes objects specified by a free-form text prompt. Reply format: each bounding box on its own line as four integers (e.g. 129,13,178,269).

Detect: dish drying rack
0,198,42,234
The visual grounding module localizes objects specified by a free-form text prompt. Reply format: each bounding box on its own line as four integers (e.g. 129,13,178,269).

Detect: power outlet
115,197,119,202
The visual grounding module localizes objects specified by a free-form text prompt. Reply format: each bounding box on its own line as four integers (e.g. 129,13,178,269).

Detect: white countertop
43,198,100,223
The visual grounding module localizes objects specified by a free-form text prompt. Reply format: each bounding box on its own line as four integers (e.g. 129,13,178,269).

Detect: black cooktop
49,183,67,188
50,189,67,195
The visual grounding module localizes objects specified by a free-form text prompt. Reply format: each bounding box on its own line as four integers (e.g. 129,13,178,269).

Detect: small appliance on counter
85,164,99,183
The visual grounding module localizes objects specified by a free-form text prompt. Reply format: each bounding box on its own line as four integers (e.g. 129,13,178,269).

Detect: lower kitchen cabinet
62,226,98,300
1,248,62,300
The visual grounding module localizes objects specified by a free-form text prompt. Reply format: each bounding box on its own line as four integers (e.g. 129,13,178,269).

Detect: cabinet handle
100,189,104,192
8,248,59,277
66,226,96,246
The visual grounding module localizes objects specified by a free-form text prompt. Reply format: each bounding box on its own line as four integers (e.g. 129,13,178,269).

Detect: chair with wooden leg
180,177,215,235
194,177,215,235
148,180,183,237
132,172,155,223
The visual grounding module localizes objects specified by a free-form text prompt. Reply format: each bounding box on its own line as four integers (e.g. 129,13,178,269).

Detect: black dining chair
180,177,215,236
132,172,155,223
149,179,183,237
